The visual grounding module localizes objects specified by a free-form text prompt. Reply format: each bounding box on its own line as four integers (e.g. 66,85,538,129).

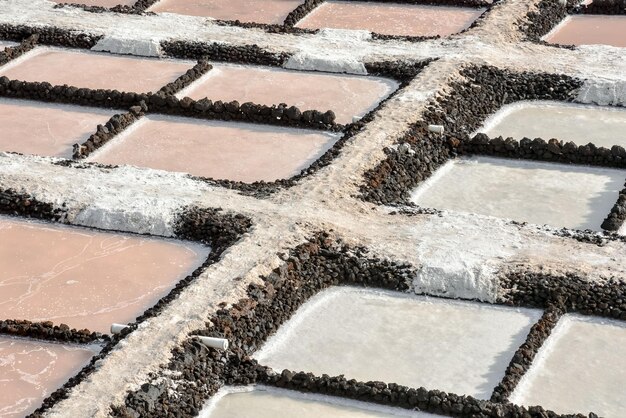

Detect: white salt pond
200,386,437,418
295,1,485,37
148,0,304,24
254,287,541,399
88,115,339,182
0,216,209,334
478,101,626,148
510,315,626,417
410,156,626,231
177,64,398,125
0,98,117,158
544,15,626,48
0,336,98,418
0,47,193,93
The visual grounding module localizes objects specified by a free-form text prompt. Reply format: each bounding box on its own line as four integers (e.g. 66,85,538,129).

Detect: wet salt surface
0,98,117,158
178,64,398,125
0,216,209,334
148,0,304,24
0,40,17,51
410,156,626,231
200,386,436,418
510,315,626,417
49,0,136,6
478,101,626,148
254,287,541,399
545,15,626,48
0,336,98,418
296,1,485,37
0,47,193,93
89,115,339,182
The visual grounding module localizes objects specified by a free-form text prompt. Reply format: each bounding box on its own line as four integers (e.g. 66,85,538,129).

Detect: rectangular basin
88,115,339,182
477,101,626,149
178,64,398,125
295,1,485,37
148,0,304,24
254,287,541,399
0,98,117,158
0,47,193,93
510,315,626,418
410,156,626,231
545,15,626,48
0,216,209,334
200,386,436,417
0,336,98,418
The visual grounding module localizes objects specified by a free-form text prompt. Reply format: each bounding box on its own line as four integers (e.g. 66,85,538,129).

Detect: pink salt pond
0,336,98,418
178,64,398,125
0,98,117,158
148,0,304,24
0,217,209,334
295,1,485,37
88,115,339,182
49,0,136,6
545,15,626,48
0,47,193,93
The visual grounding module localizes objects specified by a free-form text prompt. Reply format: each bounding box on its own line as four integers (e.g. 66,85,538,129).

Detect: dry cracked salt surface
0,0,626,417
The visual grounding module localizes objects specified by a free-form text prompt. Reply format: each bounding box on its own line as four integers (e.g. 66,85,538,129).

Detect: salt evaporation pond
89,115,339,182
295,1,485,37
200,386,437,418
0,336,98,418
510,315,626,418
410,156,625,231
49,0,135,6
478,101,626,148
0,98,117,158
149,0,304,24
545,15,626,48
254,287,541,399
0,47,193,93
0,217,209,334
178,64,398,125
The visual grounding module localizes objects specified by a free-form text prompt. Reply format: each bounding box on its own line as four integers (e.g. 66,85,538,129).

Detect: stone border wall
601,183,626,230
0,319,106,344
0,24,101,49
0,34,38,66
161,40,290,67
111,233,612,418
518,0,569,43
570,0,626,15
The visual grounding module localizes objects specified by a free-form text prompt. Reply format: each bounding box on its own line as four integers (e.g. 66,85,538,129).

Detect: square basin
200,386,437,417
178,64,398,125
88,115,339,182
148,0,304,24
0,40,18,51
410,156,626,231
48,0,136,6
0,336,98,418
0,98,117,158
254,287,541,399
295,1,485,37
478,101,626,149
544,15,626,48
510,315,626,417
0,47,193,93
0,216,209,334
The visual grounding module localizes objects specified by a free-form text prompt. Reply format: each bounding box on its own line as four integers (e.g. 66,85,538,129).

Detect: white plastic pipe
428,124,445,134
110,323,129,334
197,336,229,350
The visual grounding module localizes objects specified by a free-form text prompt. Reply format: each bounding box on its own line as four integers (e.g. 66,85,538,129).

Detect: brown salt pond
49,0,136,6
0,47,193,93
88,115,339,182
0,98,117,158
295,1,485,37
0,217,209,334
0,336,98,418
178,64,398,125
545,15,626,48
148,0,303,24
